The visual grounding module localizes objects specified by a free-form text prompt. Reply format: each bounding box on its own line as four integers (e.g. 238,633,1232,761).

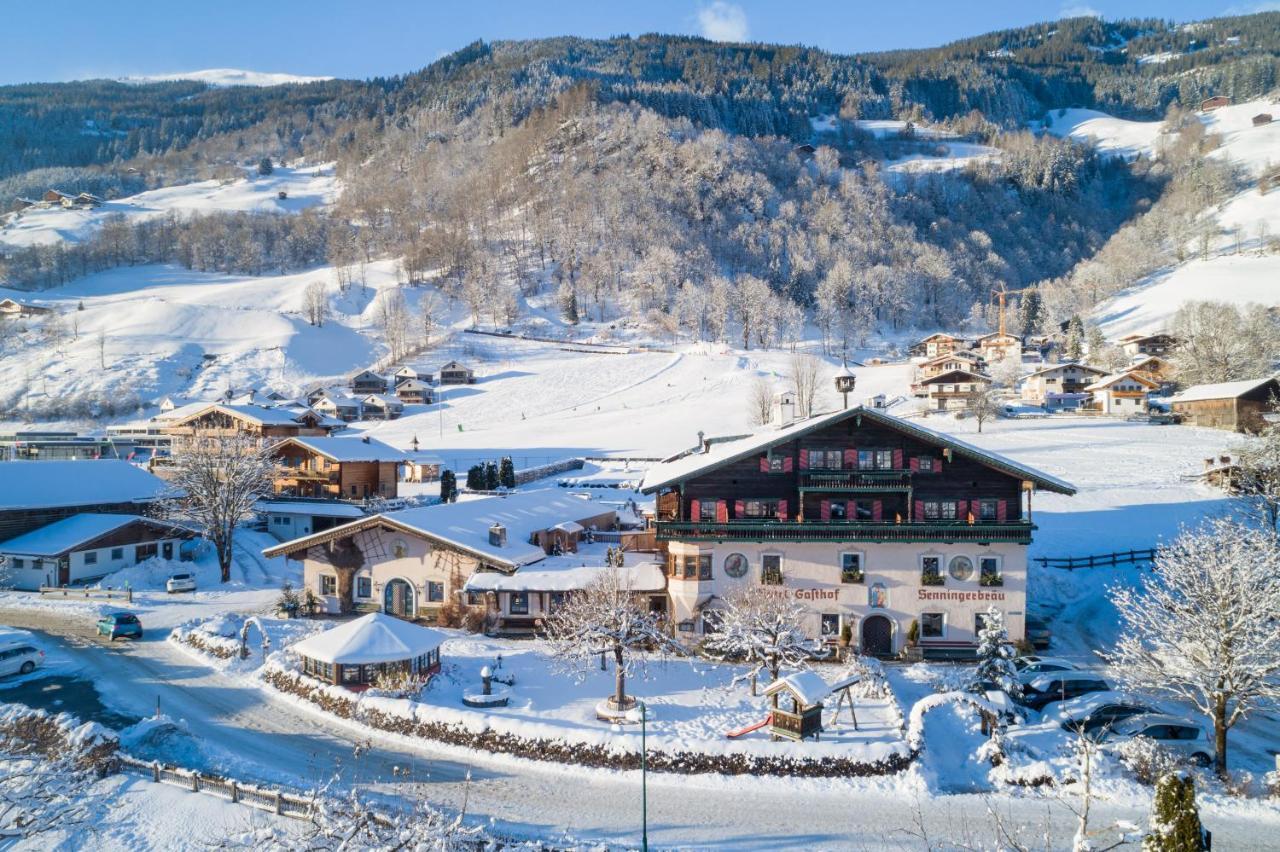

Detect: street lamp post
626,701,649,850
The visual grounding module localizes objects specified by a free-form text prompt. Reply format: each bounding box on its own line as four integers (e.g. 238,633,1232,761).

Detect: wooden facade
438,361,476,385
163,405,330,452
921,369,992,411
1021,363,1107,404
910,333,969,359
271,440,399,500
1172,379,1280,434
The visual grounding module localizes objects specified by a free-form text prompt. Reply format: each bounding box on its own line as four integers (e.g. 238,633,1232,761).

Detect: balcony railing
799,471,913,492
657,519,1034,544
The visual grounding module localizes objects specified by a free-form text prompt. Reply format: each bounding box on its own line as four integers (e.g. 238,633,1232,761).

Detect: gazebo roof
762,670,831,707
289,613,447,665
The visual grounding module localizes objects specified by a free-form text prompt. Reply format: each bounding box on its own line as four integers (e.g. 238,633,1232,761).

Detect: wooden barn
1170,377,1280,434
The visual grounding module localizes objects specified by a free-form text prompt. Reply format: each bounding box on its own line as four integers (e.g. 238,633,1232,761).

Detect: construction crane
990,285,1035,337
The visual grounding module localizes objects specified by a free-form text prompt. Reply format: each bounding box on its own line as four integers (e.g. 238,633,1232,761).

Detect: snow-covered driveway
3,608,1279,849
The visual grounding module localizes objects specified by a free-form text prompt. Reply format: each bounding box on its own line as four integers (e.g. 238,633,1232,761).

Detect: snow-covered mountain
117,68,333,87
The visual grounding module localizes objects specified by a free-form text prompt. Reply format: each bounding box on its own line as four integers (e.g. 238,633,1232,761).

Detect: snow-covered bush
1113,736,1182,785
971,605,1021,699
1144,772,1206,851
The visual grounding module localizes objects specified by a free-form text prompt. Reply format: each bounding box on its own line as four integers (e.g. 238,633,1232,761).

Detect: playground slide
725,714,771,739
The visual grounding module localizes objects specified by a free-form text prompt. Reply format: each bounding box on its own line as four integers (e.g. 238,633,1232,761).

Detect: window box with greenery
761,554,783,585
979,555,1003,586
920,556,945,587
839,552,864,584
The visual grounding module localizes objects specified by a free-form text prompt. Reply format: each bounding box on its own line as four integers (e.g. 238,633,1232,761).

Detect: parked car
1015,656,1080,684
1019,672,1111,711
96,612,143,641
1100,714,1214,766
0,642,44,677
166,573,197,594
1024,615,1051,649
1046,692,1157,736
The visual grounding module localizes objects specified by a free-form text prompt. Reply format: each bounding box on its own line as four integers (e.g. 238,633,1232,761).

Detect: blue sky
0,0,1264,85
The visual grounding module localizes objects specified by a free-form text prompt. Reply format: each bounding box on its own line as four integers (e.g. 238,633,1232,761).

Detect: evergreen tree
483,460,500,490
257,157,274,176
499,455,516,489
1064,315,1085,361
1143,773,1206,852
466,464,485,491
1085,324,1107,359
971,606,1022,698
439,469,458,503
1017,290,1041,336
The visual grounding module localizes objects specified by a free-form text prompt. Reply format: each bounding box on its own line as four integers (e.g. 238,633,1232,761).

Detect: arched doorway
861,614,893,656
383,579,415,619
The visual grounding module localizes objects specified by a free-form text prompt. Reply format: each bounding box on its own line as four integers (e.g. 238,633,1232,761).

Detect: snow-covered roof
289,612,446,665
0,513,186,556
762,671,831,707
264,490,616,568
1171,377,1278,404
0,460,172,511
395,379,432,392
921,369,991,384
254,500,366,519
463,560,666,593
314,394,360,409
639,405,1075,495
169,403,316,427
1023,362,1107,380
274,436,404,462
361,394,403,407
1085,371,1160,392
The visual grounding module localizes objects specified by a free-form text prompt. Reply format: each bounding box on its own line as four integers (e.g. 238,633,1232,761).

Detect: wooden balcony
799,471,913,492
656,519,1034,545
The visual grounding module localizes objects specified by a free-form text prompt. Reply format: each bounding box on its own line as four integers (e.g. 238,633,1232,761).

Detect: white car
1100,714,1214,767
166,573,197,593
1014,656,1080,684
0,642,44,677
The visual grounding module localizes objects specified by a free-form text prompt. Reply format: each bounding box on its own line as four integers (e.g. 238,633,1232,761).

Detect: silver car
0,642,44,677
166,572,197,593
1100,713,1214,767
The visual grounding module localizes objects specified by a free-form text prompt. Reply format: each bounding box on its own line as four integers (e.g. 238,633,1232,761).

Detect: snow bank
1043,109,1164,160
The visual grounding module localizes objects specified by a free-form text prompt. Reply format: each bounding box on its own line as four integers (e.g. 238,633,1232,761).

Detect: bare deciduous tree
702,585,827,692
970,385,1003,433
303,280,328,327
789,353,824,418
748,375,775,426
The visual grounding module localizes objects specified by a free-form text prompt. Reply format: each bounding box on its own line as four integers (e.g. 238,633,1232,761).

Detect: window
766,455,786,473
975,611,995,636
698,555,713,580
840,553,864,584
761,554,783,585
428,581,444,602
320,575,336,595
682,554,711,579
547,591,565,612
948,555,974,582
854,501,873,520
980,556,1003,587
978,500,998,521
11,558,22,570
920,556,943,586
820,614,840,639
921,612,945,638
742,499,780,519
829,500,848,520
83,551,98,566
698,500,719,521
917,456,935,473
356,576,372,598
923,501,940,520
111,548,123,560
509,592,529,615
272,515,288,526
341,665,361,685
807,449,842,469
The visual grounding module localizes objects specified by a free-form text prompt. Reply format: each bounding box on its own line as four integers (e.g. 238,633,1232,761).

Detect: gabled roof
1171,377,1279,404
0,513,188,557
639,405,1075,495
361,393,403,407
922,350,982,366
921,369,992,385
1023,362,1108,380
395,379,432,392
289,612,446,665
916,332,969,344
349,369,386,382
0,460,172,511
313,394,360,409
438,360,472,371
1085,371,1160,392
976,331,1021,343
270,436,404,462
762,671,830,706
263,490,616,568
254,500,366,519
463,560,666,593
168,403,317,428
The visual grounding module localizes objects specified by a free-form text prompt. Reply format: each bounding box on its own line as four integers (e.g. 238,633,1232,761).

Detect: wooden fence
117,754,318,821
1034,549,1156,571
39,586,131,602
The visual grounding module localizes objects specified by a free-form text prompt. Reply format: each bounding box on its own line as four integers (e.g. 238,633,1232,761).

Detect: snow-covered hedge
0,703,119,770
906,691,1000,752
170,620,240,660
262,664,914,778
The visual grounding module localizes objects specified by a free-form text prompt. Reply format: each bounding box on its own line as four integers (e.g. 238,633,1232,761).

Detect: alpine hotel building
640,406,1074,656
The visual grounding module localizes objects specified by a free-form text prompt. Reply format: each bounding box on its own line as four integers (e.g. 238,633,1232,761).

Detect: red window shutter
782,456,793,473
913,500,924,520
799,449,809,470
909,456,919,472
689,499,700,521
893,449,904,469
997,499,1007,521
716,500,728,523
777,499,788,520
872,500,882,521
734,500,745,518
820,500,831,520
760,456,770,473
843,448,856,469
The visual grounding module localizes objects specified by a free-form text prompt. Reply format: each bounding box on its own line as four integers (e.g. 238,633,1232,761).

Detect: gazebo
762,671,830,742
290,612,446,687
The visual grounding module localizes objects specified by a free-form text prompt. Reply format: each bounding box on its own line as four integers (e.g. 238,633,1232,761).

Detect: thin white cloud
1224,1,1280,12
1059,4,1102,18
697,2,750,42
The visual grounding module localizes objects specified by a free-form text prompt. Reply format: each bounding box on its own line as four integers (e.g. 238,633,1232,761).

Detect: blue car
96,612,143,641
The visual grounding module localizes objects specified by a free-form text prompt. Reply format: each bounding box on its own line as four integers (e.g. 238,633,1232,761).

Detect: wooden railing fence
117,754,322,821
1034,549,1156,571
39,586,132,602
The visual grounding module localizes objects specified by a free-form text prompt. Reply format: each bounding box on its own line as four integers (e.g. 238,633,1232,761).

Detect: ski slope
0,164,339,248
1043,108,1166,160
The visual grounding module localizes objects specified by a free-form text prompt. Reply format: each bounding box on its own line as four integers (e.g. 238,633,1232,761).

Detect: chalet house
0,459,172,543
0,514,192,590
0,298,52,319
1020,363,1108,409
1254,113,1274,127
270,436,404,501
257,499,366,543
1118,333,1178,358
162,404,334,453
639,405,1075,655
262,490,618,621
909,333,969,359
305,385,343,406
912,351,984,396
360,394,404,421
975,331,1022,363
1200,95,1231,111
348,370,388,396
1084,371,1158,416
70,192,103,208
921,369,992,411
41,189,71,205
393,366,432,386
1128,355,1175,384
311,394,362,423
438,361,477,385
1170,377,1280,433
395,379,434,405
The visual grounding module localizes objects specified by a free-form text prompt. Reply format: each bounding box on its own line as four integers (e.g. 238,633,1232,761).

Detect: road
3,607,1279,850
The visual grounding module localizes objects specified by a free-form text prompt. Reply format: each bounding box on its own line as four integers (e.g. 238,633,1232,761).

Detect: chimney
697,430,706,452
488,523,507,548
778,392,797,425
